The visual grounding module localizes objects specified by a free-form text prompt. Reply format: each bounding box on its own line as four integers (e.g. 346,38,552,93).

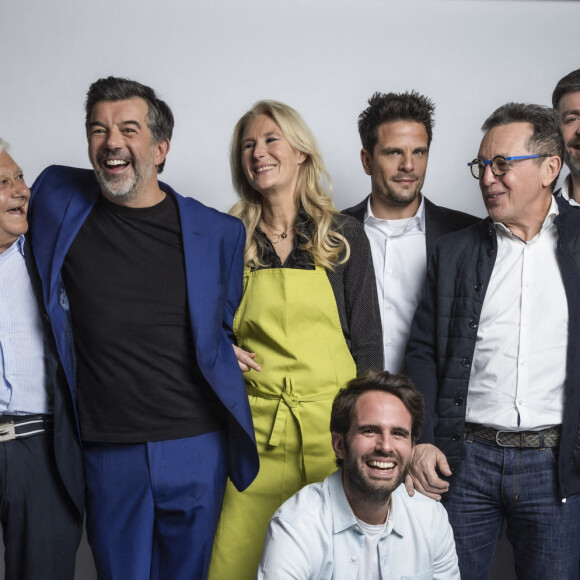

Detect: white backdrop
1,0,579,578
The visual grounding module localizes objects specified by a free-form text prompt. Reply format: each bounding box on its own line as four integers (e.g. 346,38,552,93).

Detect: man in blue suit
29,77,259,580
0,140,83,579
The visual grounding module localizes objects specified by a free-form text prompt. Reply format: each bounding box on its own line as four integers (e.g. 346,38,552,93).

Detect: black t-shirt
62,193,226,443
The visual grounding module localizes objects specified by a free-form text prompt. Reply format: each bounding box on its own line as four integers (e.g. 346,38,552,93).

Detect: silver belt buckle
495,430,508,447
0,422,16,442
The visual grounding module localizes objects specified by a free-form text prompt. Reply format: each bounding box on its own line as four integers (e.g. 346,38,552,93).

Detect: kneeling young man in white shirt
257,370,459,580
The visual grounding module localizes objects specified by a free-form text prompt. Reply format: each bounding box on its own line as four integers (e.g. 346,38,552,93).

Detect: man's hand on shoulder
405,443,451,501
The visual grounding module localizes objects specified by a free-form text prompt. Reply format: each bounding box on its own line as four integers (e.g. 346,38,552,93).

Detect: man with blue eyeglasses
404,103,580,579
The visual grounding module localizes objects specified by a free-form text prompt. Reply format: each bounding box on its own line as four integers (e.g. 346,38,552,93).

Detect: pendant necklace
262,220,289,244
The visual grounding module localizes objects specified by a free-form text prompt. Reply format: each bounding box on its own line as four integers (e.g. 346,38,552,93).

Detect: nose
252,141,266,159
104,128,123,150
481,163,498,187
9,177,30,200
399,153,414,172
375,433,393,453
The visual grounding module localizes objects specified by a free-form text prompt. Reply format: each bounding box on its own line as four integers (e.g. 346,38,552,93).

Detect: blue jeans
442,433,580,580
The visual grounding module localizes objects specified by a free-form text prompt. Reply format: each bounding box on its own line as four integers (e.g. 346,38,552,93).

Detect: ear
154,139,171,169
297,151,308,165
331,432,346,461
542,154,562,189
361,149,373,176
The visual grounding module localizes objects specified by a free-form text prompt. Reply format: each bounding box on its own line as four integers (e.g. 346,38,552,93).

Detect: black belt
0,415,53,443
464,423,561,448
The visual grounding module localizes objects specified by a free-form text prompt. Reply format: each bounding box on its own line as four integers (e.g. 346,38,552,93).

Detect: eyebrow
88,120,142,129
0,166,23,178
242,130,281,142
562,109,580,118
357,424,411,437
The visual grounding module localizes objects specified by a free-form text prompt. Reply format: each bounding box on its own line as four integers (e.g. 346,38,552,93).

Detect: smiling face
362,120,429,219
0,152,30,253
240,114,306,200
87,97,169,206
557,91,580,178
478,122,557,240
333,390,414,510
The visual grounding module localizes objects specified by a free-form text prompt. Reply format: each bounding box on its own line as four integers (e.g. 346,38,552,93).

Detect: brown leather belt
464,423,561,448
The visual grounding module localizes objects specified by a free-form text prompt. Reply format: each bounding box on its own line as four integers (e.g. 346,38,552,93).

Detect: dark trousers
83,430,228,580
0,434,82,580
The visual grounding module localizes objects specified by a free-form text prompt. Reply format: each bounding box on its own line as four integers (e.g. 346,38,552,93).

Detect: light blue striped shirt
0,236,52,415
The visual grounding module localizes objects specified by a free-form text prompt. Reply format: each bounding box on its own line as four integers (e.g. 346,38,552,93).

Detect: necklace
261,220,289,244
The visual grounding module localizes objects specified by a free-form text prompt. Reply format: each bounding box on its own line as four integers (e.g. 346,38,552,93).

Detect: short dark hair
358,91,435,154
481,103,563,191
85,76,174,173
331,370,424,467
552,69,580,110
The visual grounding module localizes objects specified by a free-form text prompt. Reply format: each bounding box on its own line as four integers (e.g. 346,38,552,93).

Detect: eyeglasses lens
492,157,509,176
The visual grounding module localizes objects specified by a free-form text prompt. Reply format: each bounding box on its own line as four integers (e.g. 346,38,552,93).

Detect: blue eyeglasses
467,154,550,179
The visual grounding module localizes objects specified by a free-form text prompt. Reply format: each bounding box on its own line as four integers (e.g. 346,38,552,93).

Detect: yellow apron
208,265,356,580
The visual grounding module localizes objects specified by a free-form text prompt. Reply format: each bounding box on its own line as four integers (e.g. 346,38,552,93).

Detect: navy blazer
342,195,481,259
24,239,84,518
29,165,259,491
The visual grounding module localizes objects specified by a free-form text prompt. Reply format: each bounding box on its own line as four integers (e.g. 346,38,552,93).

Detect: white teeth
368,460,395,469
255,165,275,173
105,159,128,166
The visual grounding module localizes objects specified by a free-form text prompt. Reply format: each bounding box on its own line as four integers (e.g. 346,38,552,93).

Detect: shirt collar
363,194,426,233
328,470,405,539
0,235,25,261
494,196,559,242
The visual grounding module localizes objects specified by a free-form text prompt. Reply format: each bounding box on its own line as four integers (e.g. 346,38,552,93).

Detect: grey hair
481,103,563,192
0,139,9,155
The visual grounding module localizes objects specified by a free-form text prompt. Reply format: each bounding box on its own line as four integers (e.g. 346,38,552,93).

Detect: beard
92,148,156,203
381,174,424,207
564,146,580,178
343,448,410,504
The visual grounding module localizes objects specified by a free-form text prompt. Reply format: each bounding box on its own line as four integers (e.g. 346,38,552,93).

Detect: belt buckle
495,430,510,447
0,421,16,442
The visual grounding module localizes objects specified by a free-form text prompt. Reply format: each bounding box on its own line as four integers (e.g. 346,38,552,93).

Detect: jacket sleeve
404,245,440,444
340,217,384,374
223,219,246,344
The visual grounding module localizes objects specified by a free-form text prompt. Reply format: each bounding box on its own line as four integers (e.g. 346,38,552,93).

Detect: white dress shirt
364,197,427,373
467,197,566,430
257,470,459,580
0,236,51,415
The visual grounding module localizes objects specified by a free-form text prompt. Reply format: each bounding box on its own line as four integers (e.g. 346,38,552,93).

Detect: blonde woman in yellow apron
208,101,383,580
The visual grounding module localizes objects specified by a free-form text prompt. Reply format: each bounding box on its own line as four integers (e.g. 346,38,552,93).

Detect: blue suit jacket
24,239,84,518
29,165,259,491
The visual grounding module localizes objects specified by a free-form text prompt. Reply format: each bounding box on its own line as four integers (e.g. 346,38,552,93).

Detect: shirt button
454,396,464,406
474,282,483,291
462,358,471,368
452,432,461,441
469,319,478,329
351,556,358,562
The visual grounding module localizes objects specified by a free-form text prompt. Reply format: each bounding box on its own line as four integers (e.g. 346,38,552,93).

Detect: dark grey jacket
404,196,580,498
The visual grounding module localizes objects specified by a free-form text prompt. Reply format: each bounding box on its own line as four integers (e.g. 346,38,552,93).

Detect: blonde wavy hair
229,100,350,270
